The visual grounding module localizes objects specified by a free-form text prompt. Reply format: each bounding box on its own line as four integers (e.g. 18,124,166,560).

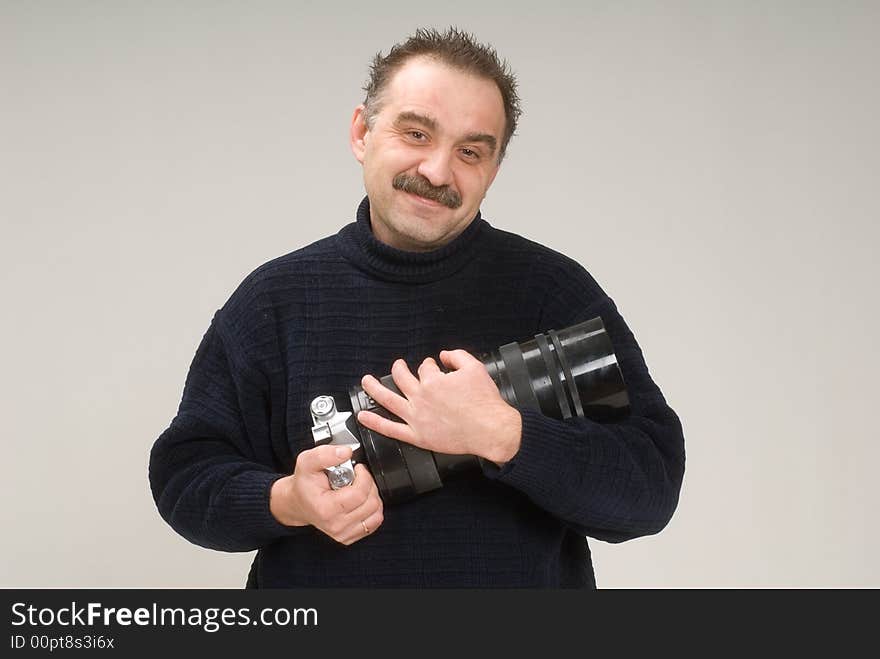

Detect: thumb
297,444,353,473
439,349,477,371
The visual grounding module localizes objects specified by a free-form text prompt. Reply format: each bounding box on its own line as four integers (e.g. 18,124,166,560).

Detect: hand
270,444,384,545
357,349,522,465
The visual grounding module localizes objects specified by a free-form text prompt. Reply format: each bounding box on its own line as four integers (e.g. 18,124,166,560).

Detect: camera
309,317,629,504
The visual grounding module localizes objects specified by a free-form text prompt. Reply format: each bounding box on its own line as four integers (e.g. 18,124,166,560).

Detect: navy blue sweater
149,198,685,587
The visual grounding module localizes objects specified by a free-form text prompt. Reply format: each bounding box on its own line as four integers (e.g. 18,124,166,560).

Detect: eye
460,148,480,160
408,130,427,141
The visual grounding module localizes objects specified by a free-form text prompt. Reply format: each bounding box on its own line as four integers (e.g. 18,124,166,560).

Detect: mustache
392,173,462,209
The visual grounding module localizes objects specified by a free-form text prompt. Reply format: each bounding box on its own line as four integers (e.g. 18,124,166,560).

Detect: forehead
379,57,505,138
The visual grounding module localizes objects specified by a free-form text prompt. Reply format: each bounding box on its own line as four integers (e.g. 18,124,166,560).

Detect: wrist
484,405,522,466
269,475,308,527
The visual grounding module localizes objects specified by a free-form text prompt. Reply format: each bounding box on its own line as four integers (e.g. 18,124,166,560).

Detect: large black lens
349,317,629,504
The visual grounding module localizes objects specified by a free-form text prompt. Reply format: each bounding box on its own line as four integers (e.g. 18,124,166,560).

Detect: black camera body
310,317,629,504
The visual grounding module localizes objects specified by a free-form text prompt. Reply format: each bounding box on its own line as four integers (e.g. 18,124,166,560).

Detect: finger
347,480,382,520
295,444,353,474
361,506,385,535
439,349,479,371
335,475,381,520
390,358,421,397
361,373,410,419
329,485,368,515
339,500,385,545
324,463,375,514
349,463,377,497
417,357,442,380
357,410,417,445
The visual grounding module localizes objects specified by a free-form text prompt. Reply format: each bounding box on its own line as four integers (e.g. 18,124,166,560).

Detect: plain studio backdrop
1,1,877,588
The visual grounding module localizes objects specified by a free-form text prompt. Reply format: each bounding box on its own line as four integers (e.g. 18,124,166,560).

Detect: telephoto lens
347,317,629,504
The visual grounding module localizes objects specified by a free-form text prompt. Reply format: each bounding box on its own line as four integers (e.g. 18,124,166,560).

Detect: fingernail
335,446,350,458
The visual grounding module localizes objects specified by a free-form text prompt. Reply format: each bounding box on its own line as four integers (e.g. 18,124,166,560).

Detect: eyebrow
393,111,498,155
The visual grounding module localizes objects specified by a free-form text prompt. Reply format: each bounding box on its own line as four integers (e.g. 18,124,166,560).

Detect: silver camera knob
326,463,356,489
310,395,336,418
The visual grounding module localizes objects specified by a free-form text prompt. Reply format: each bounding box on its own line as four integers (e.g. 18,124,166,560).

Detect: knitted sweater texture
149,198,685,587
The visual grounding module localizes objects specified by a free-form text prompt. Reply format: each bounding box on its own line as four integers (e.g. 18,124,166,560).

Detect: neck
336,196,488,284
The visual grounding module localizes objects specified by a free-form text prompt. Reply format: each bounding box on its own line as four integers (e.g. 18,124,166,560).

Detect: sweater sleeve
149,312,299,552
482,266,686,544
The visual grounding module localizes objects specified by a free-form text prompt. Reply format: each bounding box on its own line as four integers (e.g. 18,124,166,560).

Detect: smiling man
150,28,685,588
353,56,504,251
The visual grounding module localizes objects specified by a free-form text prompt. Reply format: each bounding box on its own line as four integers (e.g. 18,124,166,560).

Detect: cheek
373,143,420,172
456,168,492,199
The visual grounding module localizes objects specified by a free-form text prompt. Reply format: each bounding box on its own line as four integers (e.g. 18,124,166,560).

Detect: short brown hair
363,27,521,162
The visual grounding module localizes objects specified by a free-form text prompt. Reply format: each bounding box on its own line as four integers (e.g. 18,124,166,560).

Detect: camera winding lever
309,395,361,489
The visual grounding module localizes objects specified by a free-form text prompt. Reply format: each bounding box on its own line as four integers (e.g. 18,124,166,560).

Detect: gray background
2,1,877,587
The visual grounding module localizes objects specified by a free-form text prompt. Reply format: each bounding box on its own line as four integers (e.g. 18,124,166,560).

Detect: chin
384,219,447,251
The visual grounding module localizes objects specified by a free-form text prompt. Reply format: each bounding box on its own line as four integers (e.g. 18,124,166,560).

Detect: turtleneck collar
336,196,488,284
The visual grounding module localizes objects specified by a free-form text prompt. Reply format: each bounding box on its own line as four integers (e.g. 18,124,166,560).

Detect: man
149,27,685,587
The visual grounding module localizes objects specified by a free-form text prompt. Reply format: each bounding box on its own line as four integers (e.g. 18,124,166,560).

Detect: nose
416,148,454,188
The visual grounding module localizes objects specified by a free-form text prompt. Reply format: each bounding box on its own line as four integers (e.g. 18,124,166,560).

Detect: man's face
351,57,505,252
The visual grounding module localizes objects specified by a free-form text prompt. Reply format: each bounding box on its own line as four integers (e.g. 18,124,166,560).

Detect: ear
350,104,369,164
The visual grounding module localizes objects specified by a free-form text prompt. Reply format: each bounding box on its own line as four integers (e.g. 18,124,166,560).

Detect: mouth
403,190,445,208
392,173,462,209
